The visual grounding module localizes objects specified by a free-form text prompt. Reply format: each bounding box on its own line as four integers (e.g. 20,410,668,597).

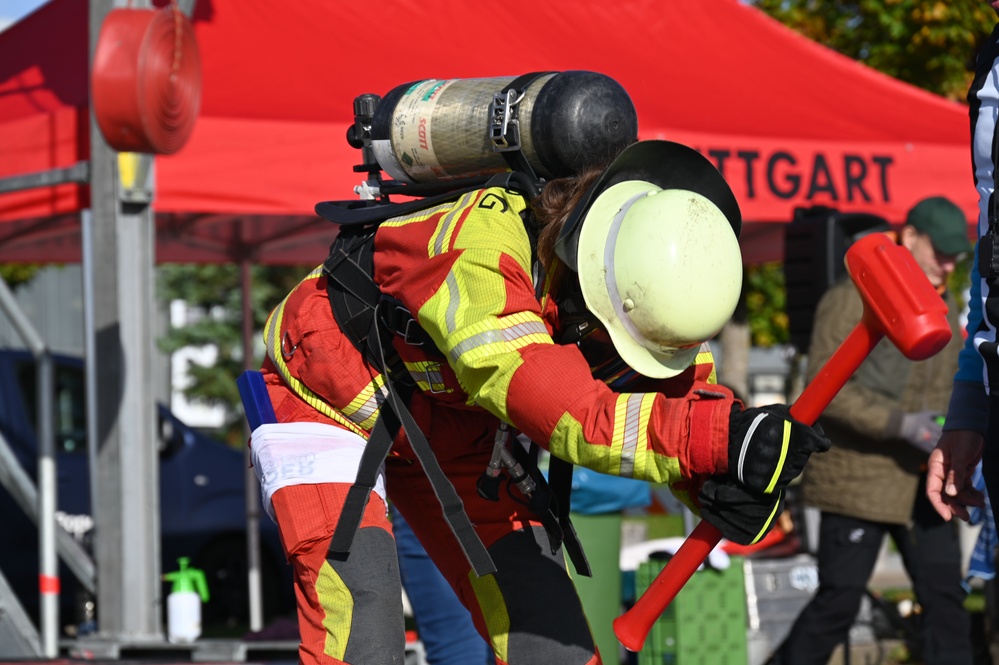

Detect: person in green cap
904,197,976,290
770,196,975,665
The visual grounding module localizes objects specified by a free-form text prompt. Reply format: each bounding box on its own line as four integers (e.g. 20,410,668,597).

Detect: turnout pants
272,451,600,665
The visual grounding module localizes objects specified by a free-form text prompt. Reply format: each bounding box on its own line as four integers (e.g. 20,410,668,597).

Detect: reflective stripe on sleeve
611,392,655,479
446,313,551,366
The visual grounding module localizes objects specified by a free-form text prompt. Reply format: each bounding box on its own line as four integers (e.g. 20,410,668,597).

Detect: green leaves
746,262,788,347
157,263,308,444
755,0,996,100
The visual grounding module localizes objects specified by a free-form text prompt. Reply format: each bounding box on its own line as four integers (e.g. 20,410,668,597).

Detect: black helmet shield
554,140,742,272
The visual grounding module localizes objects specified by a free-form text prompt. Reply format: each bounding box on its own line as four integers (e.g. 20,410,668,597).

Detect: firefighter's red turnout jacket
262,185,736,511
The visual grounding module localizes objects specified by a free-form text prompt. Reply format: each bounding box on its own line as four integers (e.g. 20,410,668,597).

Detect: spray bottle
163,557,210,643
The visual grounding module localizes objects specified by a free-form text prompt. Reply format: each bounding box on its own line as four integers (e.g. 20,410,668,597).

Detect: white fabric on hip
250,421,384,522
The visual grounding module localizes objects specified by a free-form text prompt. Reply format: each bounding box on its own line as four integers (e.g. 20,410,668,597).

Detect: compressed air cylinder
369,71,638,183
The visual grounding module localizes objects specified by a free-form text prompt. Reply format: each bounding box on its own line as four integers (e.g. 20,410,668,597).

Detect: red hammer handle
612,320,885,652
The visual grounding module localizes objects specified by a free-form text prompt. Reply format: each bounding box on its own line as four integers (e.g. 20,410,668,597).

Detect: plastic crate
636,556,748,664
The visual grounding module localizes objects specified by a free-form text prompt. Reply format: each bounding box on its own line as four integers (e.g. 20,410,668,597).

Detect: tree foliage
753,0,996,100
742,1,991,346
746,263,789,347
0,264,42,289
157,263,306,443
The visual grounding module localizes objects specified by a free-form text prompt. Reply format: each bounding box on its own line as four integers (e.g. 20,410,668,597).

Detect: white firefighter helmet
556,141,743,378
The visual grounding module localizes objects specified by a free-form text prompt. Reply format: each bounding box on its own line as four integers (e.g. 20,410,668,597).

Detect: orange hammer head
844,232,951,360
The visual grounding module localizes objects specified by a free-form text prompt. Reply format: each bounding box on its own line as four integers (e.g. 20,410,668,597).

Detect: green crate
635,556,747,665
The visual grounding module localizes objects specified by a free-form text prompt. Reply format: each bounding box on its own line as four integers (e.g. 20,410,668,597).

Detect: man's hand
728,403,830,495
897,411,943,454
926,430,985,521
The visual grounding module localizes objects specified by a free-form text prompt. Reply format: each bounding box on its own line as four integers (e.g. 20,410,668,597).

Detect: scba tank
368,71,638,184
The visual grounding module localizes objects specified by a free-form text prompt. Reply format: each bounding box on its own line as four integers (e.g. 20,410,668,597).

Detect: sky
0,0,50,33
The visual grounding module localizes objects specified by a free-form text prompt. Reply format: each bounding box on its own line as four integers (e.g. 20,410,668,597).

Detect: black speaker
784,206,890,353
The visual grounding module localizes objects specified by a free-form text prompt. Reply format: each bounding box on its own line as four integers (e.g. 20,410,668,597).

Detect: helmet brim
555,140,742,272
577,182,736,378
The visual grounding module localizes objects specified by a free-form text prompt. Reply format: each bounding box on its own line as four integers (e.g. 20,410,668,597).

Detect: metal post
0,277,59,655
36,350,57,656
87,0,162,644
240,258,264,632
82,210,99,568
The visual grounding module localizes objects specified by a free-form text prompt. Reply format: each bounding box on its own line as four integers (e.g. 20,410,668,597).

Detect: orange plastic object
847,232,952,359
91,6,201,155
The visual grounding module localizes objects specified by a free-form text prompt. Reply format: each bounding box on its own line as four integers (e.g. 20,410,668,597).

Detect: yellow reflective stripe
341,375,387,430
429,191,479,257
262,266,323,367
549,406,680,484
263,283,295,369
750,491,783,544
763,420,792,494
499,312,552,349
611,393,654,478
262,268,367,438
381,200,457,229
469,569,510,663
447,313,551,365
693,347,718,384
694,350,713,365
444,272,461,332
316,560,352,660
447,328,505,365
403,360,451,394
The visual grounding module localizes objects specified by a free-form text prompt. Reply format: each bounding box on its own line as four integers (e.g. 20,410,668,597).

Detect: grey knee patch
487,526,595,664
326,526,406,663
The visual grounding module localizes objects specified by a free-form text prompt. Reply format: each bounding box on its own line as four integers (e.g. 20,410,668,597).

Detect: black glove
897,411,943,455
699,476,785,546
728,403,830,495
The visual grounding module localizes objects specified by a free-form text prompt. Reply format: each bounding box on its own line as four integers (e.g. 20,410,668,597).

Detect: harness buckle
401,317,425,346
281,331,299,360
381,299,425,346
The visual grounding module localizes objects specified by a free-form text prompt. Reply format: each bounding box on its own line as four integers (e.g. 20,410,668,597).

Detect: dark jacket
800,274,964,524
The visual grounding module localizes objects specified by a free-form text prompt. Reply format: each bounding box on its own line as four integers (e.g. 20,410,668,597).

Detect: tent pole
241,257,264,632
0,163,90,194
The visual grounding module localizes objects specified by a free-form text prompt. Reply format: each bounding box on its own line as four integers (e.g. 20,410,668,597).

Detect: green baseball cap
906,196,973,256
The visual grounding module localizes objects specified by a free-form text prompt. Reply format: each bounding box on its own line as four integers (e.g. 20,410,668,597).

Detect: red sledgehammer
613,231,953,652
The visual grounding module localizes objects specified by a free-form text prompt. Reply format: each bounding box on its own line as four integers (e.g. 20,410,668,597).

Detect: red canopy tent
0,0,976,265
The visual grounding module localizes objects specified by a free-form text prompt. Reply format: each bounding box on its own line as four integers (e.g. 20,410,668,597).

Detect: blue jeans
392,504,494,665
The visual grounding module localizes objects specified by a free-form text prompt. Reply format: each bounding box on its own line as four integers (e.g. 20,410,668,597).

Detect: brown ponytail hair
531,165,605,272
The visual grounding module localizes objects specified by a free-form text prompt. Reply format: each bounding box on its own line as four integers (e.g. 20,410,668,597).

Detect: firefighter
250,139,830,665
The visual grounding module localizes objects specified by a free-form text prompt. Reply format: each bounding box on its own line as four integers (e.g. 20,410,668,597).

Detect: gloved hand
897,411,943,455
699,476,785,546
728,403,830,495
